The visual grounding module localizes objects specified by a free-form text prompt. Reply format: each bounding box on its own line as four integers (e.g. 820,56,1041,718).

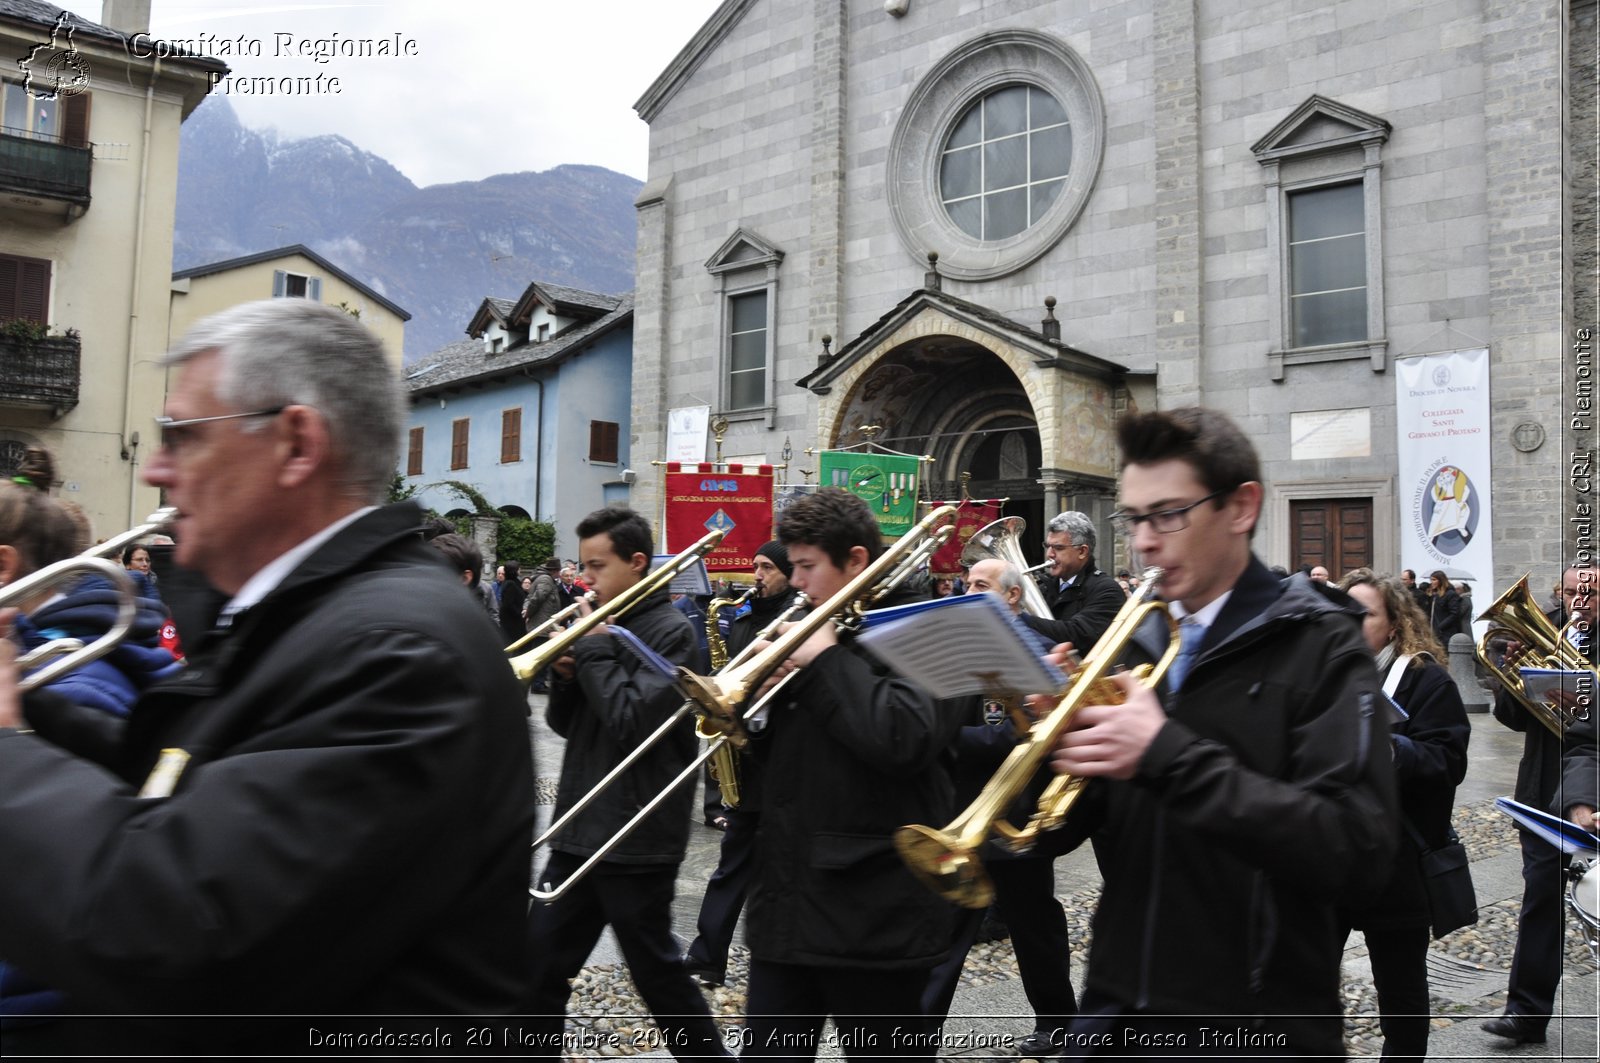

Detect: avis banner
1395,349,1494,586
663,463,775,574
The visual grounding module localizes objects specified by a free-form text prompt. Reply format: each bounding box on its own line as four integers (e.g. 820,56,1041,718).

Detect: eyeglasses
154,406,286,452
1110,488,1231,535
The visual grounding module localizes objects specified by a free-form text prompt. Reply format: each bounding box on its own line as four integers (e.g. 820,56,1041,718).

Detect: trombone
6,507,177,693
895,568,1178,908
508,529,723,685
504,590,596,656
531,506,959,903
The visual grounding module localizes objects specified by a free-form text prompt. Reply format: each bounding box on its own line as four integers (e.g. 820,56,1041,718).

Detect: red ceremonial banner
663,463,776,575
929,499,1002,578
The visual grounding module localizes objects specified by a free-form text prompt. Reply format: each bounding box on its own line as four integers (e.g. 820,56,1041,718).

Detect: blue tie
1168,618,1207,692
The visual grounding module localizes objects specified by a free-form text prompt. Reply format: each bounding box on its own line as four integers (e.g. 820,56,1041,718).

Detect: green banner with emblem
817,450,923,538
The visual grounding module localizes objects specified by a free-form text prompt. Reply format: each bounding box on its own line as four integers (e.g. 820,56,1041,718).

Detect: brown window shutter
501,408,521,463
407,427,424,476
61,92,91,149
0,254,52,324
589,420,619,464
451,418,470,470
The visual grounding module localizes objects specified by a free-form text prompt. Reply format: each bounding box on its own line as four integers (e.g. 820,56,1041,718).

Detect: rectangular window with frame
500,408,522,463
272,269,322,301
1287,182,1367,349
589,420,619,464
1,80,89,146
726,289,768,410
406,426,424,476
0,252,51,324
450,418,470,470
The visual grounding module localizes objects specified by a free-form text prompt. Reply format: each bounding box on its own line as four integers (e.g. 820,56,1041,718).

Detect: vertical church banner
1396,349,1494,585
818,450,922,538
663,462,775,574
929,499,1003,578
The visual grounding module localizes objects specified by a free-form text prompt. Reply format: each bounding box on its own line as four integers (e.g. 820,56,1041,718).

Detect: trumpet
895,568,1177,908
509,530,723,685
504,590,596,656
7,507,177,693
531,507,957,903
1475,574,1596,737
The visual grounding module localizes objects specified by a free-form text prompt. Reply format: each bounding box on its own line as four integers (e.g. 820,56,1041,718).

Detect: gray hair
165,299,404,502
985,558,1024,597
1046,510,1097,554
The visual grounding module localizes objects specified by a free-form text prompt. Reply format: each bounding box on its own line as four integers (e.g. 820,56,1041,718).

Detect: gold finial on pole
710,415,730,466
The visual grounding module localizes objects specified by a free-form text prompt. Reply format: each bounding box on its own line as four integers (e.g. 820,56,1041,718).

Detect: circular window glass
939,85,1072,241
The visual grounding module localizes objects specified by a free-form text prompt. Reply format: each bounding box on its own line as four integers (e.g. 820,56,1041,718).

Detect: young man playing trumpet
1045,406,1396,1056
739,488,962,1062
524,505,727,1060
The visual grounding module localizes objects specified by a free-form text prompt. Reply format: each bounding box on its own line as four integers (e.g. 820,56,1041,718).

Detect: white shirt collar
1169,589,1232,629
219,506,377,621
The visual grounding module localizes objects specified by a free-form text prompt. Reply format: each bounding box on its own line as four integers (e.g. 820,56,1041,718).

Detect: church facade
628,0,1579,581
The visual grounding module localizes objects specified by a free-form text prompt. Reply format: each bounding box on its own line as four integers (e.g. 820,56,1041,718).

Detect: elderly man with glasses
0,299,533,1053
1022,511,1127,659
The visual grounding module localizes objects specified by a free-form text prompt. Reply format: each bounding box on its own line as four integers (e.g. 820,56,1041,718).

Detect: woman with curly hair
1335,568,1471,1062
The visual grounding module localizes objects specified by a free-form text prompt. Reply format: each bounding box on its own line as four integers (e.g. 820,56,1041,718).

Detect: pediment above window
1251,95,1391,163
706,227,785,275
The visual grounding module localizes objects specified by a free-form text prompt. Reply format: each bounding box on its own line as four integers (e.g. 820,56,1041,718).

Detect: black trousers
921,856,1077,1037
1062,990,1340,1060
1357,924,1431,1062
524,852,728,1060
741,959,936,1063
687,805,758,978
1505,828,1566,1022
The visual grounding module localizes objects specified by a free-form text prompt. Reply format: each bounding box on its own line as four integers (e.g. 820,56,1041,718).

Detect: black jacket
1346,658,1469,932
545,589,700,865
500,577,527,644
744,592,964,969
1043,559,1397,1055
0,503,535,1021
1024,560,1126,652
1562,713,1598,817
1426,587,1463,645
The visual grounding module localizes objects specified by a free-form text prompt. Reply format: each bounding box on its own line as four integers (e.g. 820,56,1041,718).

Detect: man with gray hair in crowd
0,299,533,1052
1023,510,1126,654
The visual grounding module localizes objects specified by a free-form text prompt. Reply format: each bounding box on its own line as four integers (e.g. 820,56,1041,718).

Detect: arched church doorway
829,340,1046,566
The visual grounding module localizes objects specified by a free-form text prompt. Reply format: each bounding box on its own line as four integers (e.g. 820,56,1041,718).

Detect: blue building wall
403,321,634,563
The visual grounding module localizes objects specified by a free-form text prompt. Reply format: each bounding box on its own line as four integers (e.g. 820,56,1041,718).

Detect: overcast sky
116,1,726,187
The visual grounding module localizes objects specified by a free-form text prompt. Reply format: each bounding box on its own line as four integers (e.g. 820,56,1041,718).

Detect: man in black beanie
684,539,801,987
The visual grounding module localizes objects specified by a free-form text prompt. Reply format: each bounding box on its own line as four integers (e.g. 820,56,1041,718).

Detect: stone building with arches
627,0,1584,581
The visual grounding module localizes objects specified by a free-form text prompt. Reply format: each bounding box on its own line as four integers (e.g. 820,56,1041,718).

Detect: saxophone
702,586,755,806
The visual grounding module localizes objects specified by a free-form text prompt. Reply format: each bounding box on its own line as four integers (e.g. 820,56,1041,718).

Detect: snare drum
1568,859,1599,965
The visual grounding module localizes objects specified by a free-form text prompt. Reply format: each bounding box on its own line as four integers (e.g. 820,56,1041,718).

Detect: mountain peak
174,102,640,359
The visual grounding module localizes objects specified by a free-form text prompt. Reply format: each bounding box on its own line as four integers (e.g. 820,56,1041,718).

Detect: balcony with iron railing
0,125,91,211
0,327,81,416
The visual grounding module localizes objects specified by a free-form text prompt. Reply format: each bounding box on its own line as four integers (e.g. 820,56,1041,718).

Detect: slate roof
507,281,621,327
0,0,227,74
407,292,634,396
173,245,412,321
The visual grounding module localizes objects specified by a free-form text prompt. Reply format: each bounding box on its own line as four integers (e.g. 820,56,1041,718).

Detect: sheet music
1518,667,1594,704
608,624,678,679
1495,796,1600,856
855,592,1067,699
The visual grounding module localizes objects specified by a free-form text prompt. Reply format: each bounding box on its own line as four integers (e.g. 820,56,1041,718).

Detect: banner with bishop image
1395,348,1494,590
663,462,775,574
818,450,922,538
